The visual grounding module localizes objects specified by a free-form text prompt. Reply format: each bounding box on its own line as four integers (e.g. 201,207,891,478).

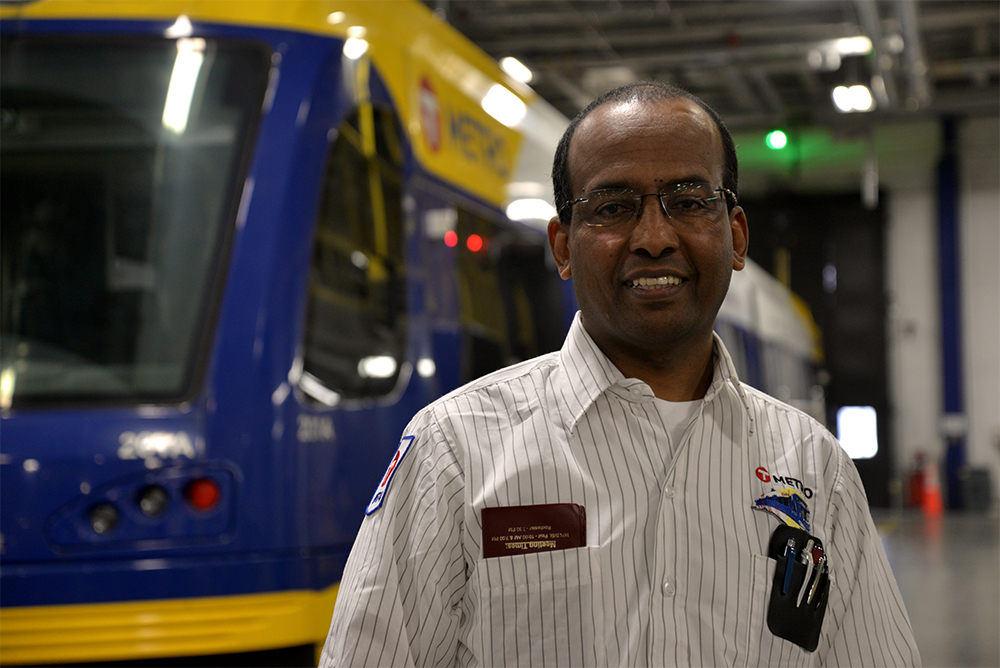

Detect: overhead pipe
895,0,933,109
853,0,899,109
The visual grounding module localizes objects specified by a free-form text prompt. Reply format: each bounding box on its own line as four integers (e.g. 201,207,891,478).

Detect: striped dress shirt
321,313,920,667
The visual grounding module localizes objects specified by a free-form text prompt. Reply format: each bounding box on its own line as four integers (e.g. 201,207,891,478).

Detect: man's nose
629,194,680,257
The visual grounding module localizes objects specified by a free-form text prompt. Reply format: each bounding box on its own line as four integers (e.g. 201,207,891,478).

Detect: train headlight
89,503,119,535
138,485,170,517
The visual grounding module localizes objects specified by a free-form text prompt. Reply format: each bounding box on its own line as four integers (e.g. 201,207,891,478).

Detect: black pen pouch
767,524,830,652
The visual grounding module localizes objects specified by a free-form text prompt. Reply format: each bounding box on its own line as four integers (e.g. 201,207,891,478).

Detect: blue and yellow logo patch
752,487,811,533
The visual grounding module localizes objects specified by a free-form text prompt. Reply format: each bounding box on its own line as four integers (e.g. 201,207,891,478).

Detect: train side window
300,105,406,403
496,242,566,361
455,209,507,382
455,209,565,384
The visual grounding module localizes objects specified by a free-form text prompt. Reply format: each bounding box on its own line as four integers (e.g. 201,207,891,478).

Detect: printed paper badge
366,435,415,515
751,466,813,532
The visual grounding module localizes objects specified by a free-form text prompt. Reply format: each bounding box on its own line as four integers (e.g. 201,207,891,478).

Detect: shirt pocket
745,554,816,668
469,546,604,667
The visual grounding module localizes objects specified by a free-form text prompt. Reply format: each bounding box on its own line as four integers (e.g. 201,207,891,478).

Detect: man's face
548,98,748,364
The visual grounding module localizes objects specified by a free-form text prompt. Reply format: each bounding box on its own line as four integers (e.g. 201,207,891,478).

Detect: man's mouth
627,276,683,288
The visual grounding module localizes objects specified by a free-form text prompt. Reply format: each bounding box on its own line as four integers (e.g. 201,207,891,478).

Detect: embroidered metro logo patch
366,436,415,515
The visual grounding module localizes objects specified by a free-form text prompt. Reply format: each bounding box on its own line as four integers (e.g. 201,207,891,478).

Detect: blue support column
937,117,966,509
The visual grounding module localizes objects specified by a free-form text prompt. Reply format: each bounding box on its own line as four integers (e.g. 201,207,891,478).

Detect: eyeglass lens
577,183,728,228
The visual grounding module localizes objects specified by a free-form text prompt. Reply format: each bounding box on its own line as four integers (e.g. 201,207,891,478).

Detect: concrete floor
875,510,1000,668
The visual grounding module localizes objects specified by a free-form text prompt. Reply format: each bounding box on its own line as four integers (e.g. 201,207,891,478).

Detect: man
321,82,920,667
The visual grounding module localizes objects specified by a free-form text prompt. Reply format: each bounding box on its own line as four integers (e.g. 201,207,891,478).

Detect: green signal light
766,130,788,150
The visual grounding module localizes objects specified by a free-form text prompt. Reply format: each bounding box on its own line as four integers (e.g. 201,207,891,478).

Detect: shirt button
665,486,676,499
630,388,642,398
663,580,676,596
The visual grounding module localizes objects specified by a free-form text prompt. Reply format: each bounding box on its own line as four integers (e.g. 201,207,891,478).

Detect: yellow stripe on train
0,584,339,665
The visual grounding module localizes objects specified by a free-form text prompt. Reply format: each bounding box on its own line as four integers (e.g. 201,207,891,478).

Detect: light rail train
0,2,821,664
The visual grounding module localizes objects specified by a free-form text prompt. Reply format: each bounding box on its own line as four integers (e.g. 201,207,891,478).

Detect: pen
782,538,796,594
797,539,815,607
800,539,814,566
806,554,827,605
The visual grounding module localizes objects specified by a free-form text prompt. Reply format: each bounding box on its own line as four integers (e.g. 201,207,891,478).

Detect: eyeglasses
561,182,737,229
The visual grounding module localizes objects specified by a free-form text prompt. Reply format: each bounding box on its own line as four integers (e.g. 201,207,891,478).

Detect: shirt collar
556,312,626,431
556,311,749,433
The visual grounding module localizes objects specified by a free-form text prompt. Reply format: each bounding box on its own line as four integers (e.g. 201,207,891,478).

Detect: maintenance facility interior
426,2,999,666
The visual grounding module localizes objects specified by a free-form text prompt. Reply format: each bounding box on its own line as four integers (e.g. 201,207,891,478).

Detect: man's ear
730,206,749,271
548,216,572,279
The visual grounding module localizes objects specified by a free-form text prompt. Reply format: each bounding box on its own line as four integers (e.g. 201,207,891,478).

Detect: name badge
482,503,586,558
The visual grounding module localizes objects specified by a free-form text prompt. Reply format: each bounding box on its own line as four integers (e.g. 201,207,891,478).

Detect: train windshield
0,36,269,406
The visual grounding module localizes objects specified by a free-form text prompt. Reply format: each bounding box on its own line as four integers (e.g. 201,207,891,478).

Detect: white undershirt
652,397,702,455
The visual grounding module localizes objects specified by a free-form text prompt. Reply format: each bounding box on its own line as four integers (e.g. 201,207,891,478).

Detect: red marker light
444,230,458,247
186,478,220,511
466,234,483,252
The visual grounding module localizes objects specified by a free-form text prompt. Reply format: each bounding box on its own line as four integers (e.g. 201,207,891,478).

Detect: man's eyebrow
585,181,632,193
659,176,714,189
585,176,713,193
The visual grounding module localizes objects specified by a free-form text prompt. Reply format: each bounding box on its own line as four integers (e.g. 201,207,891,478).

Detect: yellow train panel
0,585,339,665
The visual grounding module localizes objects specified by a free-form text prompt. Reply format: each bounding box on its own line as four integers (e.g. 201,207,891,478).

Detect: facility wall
959,117,1000,503
887,115,999,507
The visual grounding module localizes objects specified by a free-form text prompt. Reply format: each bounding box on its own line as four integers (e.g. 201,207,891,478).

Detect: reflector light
444,230,458,247
89,503,119,535
186,478,220,511
138,485,169,517
466,234,484,252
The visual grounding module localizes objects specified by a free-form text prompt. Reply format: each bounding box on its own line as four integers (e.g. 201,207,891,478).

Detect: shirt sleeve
319,410,468,667
818,450,922,667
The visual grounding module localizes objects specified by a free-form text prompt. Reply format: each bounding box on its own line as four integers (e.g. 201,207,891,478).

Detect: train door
289,54,433,587
298,104,407,404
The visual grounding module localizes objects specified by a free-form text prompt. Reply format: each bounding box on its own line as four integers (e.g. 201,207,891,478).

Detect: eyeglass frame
559,183,739,228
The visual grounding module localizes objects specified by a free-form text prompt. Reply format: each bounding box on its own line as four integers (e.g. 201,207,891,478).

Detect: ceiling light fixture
832,85,875,112
500,56,533,84
481,84,526,127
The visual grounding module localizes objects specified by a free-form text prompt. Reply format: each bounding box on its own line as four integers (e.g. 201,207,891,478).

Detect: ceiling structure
424,0,999,133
